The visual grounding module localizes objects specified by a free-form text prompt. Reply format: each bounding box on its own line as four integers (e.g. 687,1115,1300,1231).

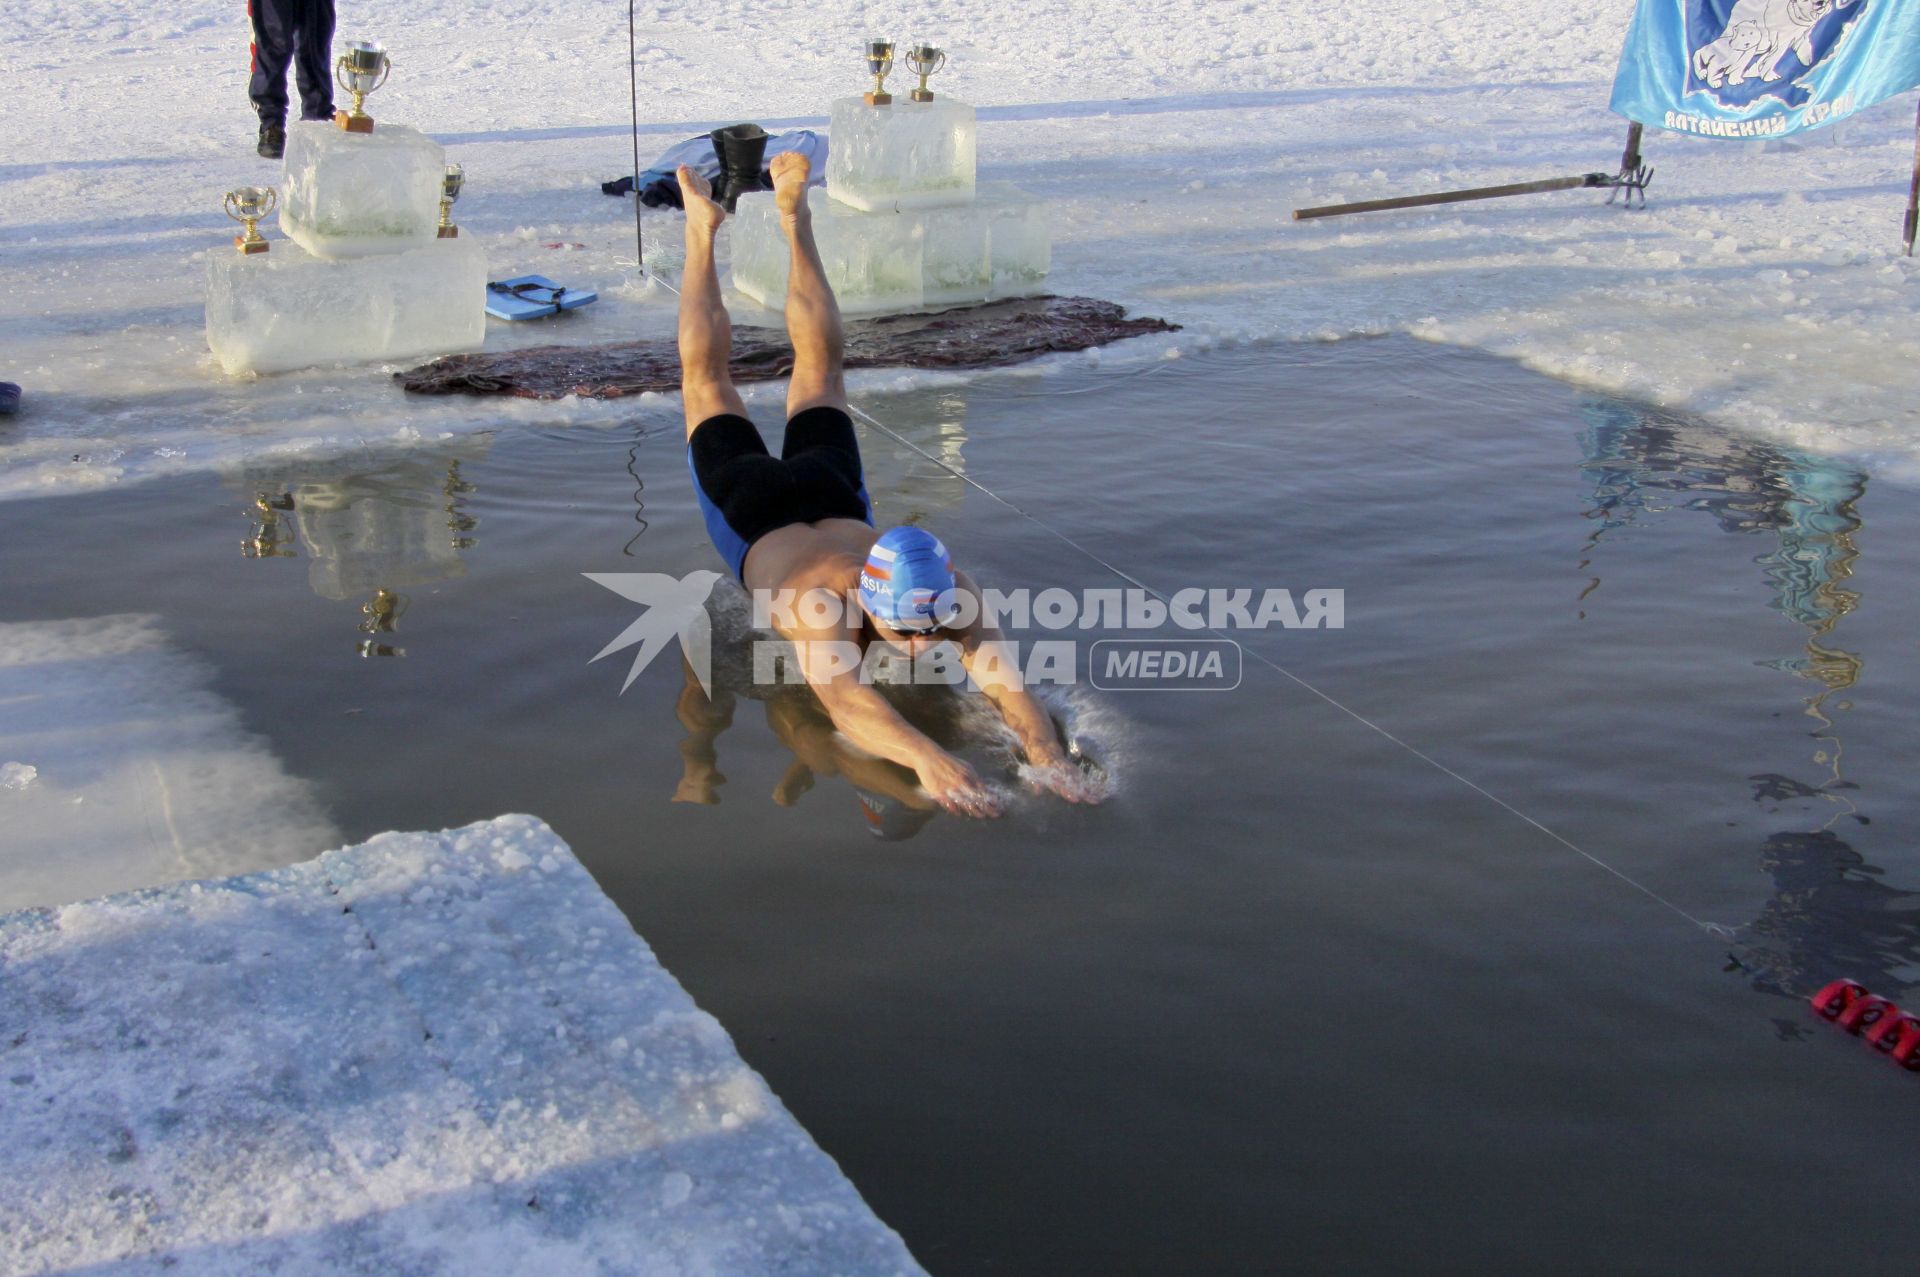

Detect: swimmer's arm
951,576,1070,768
964,643,1071,767
959,633,1103,805
802,641,1001,817
673,655,735,804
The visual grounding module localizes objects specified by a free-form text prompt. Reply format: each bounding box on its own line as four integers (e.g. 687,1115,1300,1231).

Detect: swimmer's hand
916,752,1003,818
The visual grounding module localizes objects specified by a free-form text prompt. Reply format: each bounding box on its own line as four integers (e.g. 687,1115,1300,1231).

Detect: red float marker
1811,979,1866,1019
1810,980,1920,1075
1836,994,1899,1035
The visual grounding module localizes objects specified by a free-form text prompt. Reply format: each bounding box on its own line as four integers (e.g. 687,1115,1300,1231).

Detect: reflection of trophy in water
359,588,405,633
357,588,408,657
437,164,464,239
905,43,946,103
225,437,489,656
224,187,278,254
863,38,895,106
334,40,391,133
242,493,297,558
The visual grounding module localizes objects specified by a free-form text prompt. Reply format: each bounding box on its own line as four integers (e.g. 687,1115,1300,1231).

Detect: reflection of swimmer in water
676,155,1097,818
673,656,940,840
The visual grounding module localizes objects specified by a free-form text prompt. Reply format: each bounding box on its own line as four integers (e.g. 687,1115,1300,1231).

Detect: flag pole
1904,98,1919,257
628,0,645,269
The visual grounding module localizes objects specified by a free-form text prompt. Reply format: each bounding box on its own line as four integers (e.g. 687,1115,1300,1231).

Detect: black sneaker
257,122,286,159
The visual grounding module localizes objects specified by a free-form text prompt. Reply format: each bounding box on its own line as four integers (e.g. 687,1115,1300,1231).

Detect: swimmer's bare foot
678,164,726,236
771,152,810,219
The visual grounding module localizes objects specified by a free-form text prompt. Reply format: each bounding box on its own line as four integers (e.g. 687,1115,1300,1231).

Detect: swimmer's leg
677,164,747,437
773,153,848,421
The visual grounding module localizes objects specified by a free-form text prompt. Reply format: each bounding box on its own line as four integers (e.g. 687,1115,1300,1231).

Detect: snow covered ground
0,815,924,1275
4,0,1918,499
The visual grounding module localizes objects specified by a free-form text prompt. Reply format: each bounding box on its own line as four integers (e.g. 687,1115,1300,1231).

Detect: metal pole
1293,173,1608,221
628,0,644,268
1621,121,1644,176
1904,99,1919,257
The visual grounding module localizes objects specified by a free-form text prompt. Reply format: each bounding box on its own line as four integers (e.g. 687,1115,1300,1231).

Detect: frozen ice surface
0,615,336,912
205,237,486,376
827,96,977,212
0,815,926,1276
278,121,446,259
730,182,1048,314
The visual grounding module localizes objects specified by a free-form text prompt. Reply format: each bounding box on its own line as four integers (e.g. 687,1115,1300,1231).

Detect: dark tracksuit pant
249,0,336,125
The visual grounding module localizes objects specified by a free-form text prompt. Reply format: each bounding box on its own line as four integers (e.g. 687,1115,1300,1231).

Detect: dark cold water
4,338,1920,1273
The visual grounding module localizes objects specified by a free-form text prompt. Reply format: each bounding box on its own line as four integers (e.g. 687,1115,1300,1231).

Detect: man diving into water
676,154,1099,817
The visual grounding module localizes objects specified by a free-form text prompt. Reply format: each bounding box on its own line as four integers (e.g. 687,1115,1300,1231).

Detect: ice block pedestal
279,121,446,259
206,238,486,376
826,97,976,211
728,92,1047,316
730,183,1047,314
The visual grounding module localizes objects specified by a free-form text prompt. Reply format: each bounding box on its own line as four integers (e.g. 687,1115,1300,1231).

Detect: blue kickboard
485,275,599,321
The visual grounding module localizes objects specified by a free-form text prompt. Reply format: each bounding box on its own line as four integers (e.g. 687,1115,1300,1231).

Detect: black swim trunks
688,405,874,579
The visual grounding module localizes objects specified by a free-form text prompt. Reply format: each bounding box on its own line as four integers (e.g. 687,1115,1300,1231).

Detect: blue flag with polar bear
1611,0,1920,138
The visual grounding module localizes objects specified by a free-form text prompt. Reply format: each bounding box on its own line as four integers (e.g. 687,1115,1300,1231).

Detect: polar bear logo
1691,0,1859,89
1693,20,1768,87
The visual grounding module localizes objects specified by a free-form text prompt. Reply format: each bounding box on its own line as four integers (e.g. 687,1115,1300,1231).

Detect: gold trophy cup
437,164,464,239
223,186,278,254
906,43,946,103
334,40,391,133
863,38,895,106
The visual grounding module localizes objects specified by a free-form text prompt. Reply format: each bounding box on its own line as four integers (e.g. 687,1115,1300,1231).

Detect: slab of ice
827,96,977,212
0,615,337,912
984,186,1052,298
206,238,487,376
278,121,446,259
730,181,1048,314
0,815,925,1276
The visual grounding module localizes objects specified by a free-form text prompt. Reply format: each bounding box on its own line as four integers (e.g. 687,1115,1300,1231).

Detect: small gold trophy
863,38,895,106
438,164,464,239
905,43,946,103
334,40,391,133
223,186,278,254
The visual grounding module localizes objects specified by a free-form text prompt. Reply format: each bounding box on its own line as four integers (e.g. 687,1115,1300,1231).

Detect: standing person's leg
248,0,295,128
676,165,748,435
290,0,336,122
774,154,846,420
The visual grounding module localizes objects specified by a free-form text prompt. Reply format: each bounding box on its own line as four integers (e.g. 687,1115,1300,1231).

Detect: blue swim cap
859,525,961,632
